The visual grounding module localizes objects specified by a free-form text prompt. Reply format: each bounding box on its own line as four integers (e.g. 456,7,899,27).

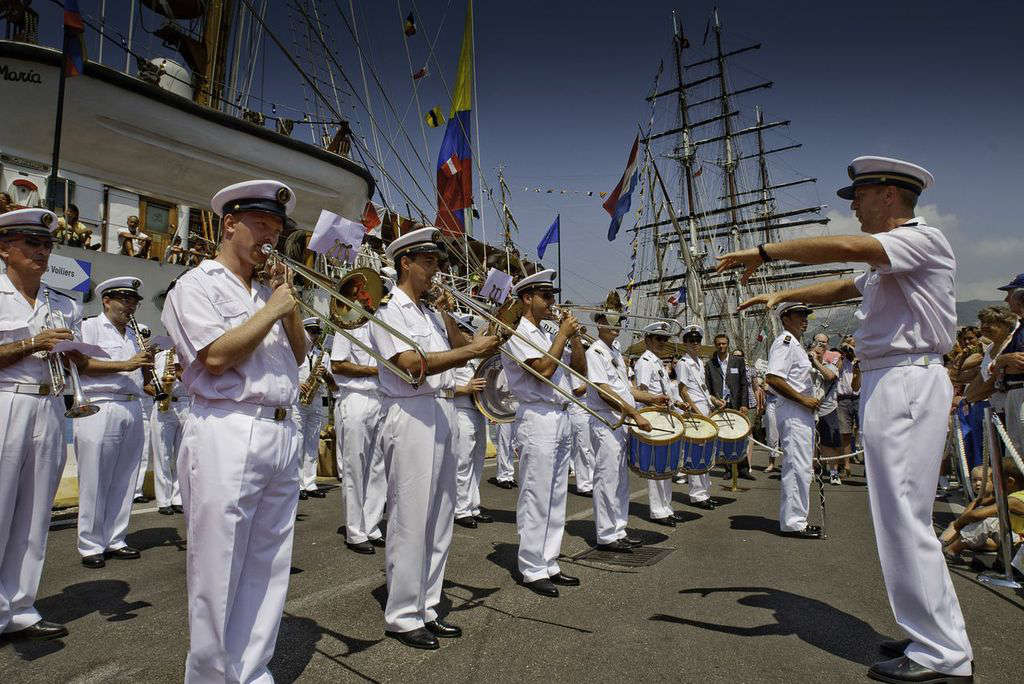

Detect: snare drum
678,414,719,474
710,409,752,464
627,407,687,480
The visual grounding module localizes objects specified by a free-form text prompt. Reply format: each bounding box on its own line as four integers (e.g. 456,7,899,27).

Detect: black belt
1005,382,1024,391
838,394,858,400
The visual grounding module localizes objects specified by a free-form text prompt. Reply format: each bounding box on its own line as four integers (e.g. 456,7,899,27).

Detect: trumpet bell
328,268,385,329
67,403,100,418
472,355,518,423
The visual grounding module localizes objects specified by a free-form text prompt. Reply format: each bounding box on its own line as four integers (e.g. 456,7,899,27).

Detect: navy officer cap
998,273,1024,291
211,179,296,221
837,156,934,201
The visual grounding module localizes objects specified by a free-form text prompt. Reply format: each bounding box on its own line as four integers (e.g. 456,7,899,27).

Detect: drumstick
623,422,676,435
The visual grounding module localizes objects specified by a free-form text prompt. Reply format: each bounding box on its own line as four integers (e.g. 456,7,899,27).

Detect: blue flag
537,215,560,259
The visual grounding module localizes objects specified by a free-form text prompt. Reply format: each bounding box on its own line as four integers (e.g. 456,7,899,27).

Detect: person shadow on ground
2,580,151,661
269,614,382,683
125,526,187,553
651,586,889,665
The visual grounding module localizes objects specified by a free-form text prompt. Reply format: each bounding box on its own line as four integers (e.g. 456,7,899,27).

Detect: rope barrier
951,412,976,501
747,435,862,463
991,412,1024,476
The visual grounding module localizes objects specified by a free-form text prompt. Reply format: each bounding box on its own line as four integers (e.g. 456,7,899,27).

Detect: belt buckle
38,383,51,396
274,407,287,421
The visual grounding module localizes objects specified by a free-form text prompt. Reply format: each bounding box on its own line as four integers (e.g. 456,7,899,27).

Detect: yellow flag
449,0,473,115
425,107,444,128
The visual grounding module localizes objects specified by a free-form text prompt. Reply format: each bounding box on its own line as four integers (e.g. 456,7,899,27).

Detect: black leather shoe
298,490,308,500
671,511,688,521
133,495,150,504
346,541,375,555
781,527,821,539
867,655,973,683
523,578,559,597
473,512,493,523
369,536,386,548
81,554,105,569
454,516,478,529
574,487,593,498
691,499,716,511
806,524,822,533
623,535,642,546
158,506,174,515
495,480,516,489
307,489,327,498
596,540,633,553
424,619,462,638
385,627,439,650
549,572,580,586
172,504,184,514
4,620,68,641
651,516,676,527
105,547,140,559
879,639,913,657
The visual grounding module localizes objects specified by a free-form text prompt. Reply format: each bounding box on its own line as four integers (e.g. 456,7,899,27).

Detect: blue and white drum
710,409,752,464
678,414,719,475
627,407,687,480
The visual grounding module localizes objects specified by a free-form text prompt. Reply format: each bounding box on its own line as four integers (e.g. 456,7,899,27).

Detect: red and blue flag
63,0,87,77
434,2,474,236
603,135,640,241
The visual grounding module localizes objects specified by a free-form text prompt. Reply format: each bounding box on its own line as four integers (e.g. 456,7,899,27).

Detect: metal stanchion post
976,407,1022,590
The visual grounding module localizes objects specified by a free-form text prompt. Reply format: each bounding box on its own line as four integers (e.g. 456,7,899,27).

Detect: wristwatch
757,243,773,263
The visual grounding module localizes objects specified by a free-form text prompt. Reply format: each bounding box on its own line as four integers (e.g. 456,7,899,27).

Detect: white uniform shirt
836,358,858,396
674,353,712,415
0,276,81,384
153,348,186,400
453,357,480,410
298,350,328,409
767,331,812,397
812,359,840,415
633,349,672,403
160,259,299,405
79,313,145,395
330,323,378,392
502,316,573,404
369,286,454,398
853,219,956,360
585,337,634,413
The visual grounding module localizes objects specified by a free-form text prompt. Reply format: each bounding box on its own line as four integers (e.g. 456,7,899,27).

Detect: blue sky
33,1,1024,303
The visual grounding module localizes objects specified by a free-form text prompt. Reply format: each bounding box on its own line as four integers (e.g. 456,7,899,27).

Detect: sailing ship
623,9,859,360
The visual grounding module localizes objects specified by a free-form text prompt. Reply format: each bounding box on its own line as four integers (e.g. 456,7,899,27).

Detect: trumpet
299,329,328,406
43,288,99,418
128,315,167,401
260,244,429,387
157,347,176,412
550,303,684,335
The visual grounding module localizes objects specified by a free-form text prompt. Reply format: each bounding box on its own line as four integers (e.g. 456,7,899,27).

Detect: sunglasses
13,236,55,251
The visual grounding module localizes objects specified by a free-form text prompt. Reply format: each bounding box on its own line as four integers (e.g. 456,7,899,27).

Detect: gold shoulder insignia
783,335,791,345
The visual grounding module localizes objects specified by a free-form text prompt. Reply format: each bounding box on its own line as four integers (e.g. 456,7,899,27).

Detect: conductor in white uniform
369,227,499,650
501,269,586,598
719,156,973,682
765,303,821,539
161,179,307,682
0,209,76,641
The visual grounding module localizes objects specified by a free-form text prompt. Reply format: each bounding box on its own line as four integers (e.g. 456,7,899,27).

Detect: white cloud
824,204,1017,303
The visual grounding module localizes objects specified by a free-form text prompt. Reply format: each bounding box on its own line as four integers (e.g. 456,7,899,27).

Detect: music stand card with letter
480,268,513,305
309,210,365,264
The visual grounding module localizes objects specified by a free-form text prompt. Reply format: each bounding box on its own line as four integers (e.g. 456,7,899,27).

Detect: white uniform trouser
151,403,185,508
515,404,571,583
648,478,674,519
590,417,629,545
454,404,486,518
1006,387,1024,454
296,406,324,492
75,398,145,556
687,472,711,502
861,364,972,676
135,398,155,498
335,390,385,544
496,420,517,483
777,398,814,532
569,407,594,492
764,397,780,453
0,392,65,634
179,401,298,684
379,396,456,632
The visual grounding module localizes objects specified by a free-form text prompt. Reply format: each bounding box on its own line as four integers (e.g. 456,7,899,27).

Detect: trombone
128,314,168,402
437,283,658,433
551,303,684,334
43,288,99,418
260,244,428,386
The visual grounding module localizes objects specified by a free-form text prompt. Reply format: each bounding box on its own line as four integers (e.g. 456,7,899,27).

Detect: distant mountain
956,300,1003,325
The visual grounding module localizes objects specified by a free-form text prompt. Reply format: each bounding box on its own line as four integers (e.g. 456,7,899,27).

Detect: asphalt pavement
2,454,1021,683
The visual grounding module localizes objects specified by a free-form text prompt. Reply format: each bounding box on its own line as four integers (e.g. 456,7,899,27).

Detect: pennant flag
694,165,703,177
63,0,87,77
603,135,640,241
425,106,444,128
537,215,560,259
361,201,383,232
412,66,429,80
404,12,417,36
668,285,687,306
434,0,474,236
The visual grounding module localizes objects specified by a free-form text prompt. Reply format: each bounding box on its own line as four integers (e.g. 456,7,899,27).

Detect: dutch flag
603,135,640,242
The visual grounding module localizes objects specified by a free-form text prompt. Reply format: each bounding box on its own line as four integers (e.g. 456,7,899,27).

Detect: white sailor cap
385,227,444,261
0,208,57,238
837,156,933,201
643,320,673,337
512,268,559,296
302,317,321,329
776,302,813,318
211,179,296,220
380,265,397,281
680,323,704,338
97,276,143,299
591,309,624,326
138,323,151,337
